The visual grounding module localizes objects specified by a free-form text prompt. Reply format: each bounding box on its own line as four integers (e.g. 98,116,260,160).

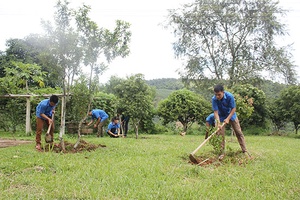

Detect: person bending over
211,84,249,159
35,95,59,150
87,109,109,137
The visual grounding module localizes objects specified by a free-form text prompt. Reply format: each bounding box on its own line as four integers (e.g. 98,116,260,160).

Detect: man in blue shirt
211,84,248,157
107,116,121,138
35,95,59,150
87,109,109,137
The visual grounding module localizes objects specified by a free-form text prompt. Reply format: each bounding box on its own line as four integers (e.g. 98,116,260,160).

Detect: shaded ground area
42,140,106,153
0,138,32,148
187,151,253,167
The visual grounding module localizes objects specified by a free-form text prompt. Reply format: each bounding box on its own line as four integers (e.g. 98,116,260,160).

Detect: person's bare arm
224,107,236,124
93,117,101,128
87,119,94,126
40,113,53,124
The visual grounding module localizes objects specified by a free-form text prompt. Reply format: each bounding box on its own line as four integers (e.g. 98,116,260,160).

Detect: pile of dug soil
188,151,253,167
43,140,106,153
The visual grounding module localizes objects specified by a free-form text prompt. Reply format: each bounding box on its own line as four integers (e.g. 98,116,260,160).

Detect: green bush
243,125,269,135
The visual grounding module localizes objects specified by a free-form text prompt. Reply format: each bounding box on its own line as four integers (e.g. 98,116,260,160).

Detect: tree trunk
183,123,188,132
25,97,32,135
74,102,91,149
135,124,138,139
75,62,94,148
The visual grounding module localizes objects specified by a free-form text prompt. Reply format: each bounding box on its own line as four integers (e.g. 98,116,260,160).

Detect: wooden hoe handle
191,123,225,155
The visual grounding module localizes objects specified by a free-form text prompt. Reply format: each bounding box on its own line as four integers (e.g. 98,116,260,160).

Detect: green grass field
1,133,300,199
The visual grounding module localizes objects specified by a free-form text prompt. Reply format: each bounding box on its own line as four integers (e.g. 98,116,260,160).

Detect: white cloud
0,0,299,83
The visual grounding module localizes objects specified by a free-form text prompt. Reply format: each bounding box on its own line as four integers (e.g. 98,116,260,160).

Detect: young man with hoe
211,84,250,159
35,95,59,151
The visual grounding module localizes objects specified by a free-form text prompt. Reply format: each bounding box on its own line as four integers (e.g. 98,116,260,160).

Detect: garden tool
189,123,225,164
45,114,55,143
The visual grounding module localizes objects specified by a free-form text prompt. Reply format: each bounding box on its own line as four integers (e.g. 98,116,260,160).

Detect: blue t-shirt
107,122,120,134
206,113,215,125
212,91,237,122
91,109,109,122
36,99,57,119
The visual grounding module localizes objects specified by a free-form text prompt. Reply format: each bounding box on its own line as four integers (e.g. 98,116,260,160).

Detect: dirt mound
188,151,253,167
42,140,106,153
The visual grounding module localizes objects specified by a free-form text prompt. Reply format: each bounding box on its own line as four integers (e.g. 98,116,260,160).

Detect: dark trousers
121,120,129,136
107,128,118,138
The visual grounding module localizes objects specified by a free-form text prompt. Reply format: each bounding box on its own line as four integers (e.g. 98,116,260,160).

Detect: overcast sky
0,0,299,83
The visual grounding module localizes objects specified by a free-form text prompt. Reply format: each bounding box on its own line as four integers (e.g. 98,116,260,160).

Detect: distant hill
146,78,184,90
146,78,184,106
146,78,290,106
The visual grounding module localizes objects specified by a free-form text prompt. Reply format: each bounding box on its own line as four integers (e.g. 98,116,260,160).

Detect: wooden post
25,97,32,134
59,96,66,138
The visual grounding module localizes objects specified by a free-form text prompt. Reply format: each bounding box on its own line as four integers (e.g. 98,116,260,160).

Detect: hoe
189,123,225,164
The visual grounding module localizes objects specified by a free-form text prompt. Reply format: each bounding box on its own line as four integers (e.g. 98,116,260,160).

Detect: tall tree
167,0,297,86
75,5,131,89
277,85,300,134
74,3,131,145
114,74,155,138
41,0,83,147
268,98,286,134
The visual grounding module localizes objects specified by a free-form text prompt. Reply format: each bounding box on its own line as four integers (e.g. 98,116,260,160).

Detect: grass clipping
42,140,106,153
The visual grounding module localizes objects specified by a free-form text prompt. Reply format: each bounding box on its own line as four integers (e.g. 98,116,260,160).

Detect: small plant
208,128,223,155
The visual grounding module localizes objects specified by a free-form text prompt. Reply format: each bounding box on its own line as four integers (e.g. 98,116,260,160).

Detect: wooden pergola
0,94,67,134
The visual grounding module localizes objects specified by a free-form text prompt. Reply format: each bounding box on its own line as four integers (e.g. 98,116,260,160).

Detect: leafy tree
66,75,91,122
157,89,211,133
277,86,300,134
4,35,63,88
40,1,84,144
103,76,125,94
92,92,118,121
114,74,155,138
268,98,286,134
74,3,131,144
231,84,267,127
167,0,297,86
231,92,254,124
38,0,131,142
75,5,131,89
0,62,45,93
0,61,46,133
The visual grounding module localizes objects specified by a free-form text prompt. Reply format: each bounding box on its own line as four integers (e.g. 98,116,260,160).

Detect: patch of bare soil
0,139,32,148
188,151,253,167
42,140,106,153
